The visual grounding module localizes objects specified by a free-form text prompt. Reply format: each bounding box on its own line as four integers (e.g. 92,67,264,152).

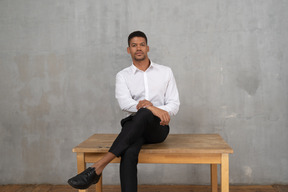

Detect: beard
133,54,146,61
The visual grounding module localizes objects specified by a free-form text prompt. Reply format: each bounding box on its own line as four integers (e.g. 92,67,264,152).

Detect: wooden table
72,134,233,192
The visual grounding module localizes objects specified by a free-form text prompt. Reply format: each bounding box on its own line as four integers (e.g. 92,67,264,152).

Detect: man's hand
146,106,170,126
136,100,153,110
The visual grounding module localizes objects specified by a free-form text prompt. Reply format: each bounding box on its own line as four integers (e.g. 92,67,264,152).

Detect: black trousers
109,108,169,192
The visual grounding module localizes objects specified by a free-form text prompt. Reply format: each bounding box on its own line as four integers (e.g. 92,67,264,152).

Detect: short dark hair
128,31,148,46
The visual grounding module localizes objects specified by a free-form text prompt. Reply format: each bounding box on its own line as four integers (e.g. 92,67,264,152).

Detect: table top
73,134,233,154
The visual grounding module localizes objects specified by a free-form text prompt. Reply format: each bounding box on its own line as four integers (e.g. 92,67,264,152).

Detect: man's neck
133,59,150,71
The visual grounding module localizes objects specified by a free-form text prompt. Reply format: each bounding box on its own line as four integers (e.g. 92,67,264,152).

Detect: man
68,31,180,192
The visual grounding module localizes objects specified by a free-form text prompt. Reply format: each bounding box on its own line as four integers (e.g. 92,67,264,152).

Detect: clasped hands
136,100,170,126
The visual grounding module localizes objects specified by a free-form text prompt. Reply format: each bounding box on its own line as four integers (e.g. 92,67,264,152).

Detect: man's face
127,37,149,62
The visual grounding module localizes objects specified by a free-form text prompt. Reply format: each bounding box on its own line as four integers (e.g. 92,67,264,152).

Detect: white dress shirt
115,61,180,116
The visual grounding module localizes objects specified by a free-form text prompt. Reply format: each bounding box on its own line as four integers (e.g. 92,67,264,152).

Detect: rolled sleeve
115,72,138,113
156,68,180,116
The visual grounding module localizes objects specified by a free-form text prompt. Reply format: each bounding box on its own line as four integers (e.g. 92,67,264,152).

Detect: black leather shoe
68,167,101,189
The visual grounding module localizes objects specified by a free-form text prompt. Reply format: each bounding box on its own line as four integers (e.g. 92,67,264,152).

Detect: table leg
221,154,229,192
77,152,88,192
211,164,218,192
96,175,103,192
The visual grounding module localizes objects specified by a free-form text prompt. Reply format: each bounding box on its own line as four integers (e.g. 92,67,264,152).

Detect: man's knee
134,108,154,121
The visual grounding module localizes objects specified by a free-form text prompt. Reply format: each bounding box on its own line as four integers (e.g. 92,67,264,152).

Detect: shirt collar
130,61,154,74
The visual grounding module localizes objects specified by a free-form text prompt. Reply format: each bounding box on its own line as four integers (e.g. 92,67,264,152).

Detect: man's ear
127,47,130,54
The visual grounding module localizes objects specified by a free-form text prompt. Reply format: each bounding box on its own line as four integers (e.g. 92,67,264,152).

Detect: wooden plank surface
0,185,282,192
72,134,233,154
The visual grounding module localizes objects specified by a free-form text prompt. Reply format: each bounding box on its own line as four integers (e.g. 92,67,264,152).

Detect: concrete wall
0,0,287,185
